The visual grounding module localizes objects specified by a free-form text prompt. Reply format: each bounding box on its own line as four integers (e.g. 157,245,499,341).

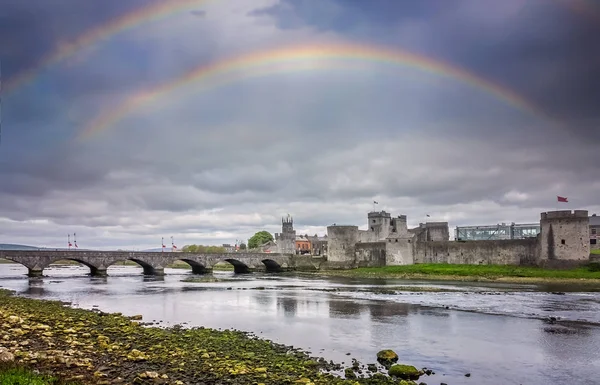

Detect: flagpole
68,234,71,250
161,237,164,253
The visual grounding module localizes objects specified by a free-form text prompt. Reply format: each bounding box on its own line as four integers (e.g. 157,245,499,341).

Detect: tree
247,231,274,250
181,244,226,254
238,242,247,250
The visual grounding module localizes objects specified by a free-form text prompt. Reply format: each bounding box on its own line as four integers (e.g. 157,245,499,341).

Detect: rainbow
3,0,210,94
4,0,596,96
78,42,546,140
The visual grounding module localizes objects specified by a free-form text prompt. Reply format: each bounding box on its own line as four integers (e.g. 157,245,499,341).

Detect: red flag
162,244,166,248
68,242,72,247
557,196,568,203
172,245,177,249
74,243,78,248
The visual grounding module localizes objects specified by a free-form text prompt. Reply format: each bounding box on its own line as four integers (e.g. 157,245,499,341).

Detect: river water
1,263,600,385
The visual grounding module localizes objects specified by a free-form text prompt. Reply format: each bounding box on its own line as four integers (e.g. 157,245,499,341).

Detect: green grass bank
319,263,600,284
0,289,408,385
0,364,72,385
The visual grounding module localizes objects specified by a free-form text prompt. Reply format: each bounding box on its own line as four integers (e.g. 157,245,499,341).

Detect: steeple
282,214,293,225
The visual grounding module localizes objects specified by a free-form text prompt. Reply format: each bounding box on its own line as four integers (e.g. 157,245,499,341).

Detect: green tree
238,242,247,250
247,231,274,250
181,244,226,254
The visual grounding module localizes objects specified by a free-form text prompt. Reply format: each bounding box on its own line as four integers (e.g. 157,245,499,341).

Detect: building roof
590,215,600,226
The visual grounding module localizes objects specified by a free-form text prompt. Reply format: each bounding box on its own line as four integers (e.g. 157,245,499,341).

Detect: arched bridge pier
0,251,318,277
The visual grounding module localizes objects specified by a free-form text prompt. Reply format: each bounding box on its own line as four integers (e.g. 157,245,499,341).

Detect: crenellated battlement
368,211,391,218
541,210,589,220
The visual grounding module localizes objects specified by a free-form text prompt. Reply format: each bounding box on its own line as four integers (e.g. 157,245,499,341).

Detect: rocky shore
0,289,430,385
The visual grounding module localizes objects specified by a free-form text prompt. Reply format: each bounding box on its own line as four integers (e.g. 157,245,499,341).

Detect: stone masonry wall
413,238,539,265
326,226,359,262
385,239,413,265
354,242,387,267
540,210,590,261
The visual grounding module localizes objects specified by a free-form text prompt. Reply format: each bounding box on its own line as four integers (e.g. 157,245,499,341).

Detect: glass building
454,223,540,241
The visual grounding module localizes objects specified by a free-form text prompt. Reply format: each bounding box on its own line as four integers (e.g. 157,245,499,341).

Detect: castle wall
367,211,392,240
426,224,450,241
413,238,539,265
355,242,387,267
326,226,359,262
540,210,590,261
325,209,592,269
385,238,414,265
358,230,377,243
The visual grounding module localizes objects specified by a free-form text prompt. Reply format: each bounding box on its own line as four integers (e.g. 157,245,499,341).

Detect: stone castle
274,214,296,254
324,210,591,268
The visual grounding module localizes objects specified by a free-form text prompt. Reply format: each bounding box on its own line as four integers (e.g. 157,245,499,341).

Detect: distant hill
0,243,45,250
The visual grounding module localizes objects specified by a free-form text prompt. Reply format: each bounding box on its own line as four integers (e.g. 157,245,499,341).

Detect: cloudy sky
0,0,599,250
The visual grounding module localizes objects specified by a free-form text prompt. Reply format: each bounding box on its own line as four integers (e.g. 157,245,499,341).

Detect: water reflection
369,301,412,320
1,264,600,385
253,290,275,308
90,276,108,285
277,296,297,317
24,278,45,296
329,298,364,319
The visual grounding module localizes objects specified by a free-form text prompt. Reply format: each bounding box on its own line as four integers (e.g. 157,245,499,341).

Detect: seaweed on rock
0,289,404,384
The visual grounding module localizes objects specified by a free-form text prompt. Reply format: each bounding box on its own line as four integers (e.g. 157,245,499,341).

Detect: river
1,263,600,385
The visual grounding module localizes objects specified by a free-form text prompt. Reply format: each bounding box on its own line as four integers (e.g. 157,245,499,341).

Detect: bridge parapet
0,250,309,277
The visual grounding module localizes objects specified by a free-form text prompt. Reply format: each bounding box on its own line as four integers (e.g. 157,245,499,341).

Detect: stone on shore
0,346,15,362
376,349,398,367
388,364,421,380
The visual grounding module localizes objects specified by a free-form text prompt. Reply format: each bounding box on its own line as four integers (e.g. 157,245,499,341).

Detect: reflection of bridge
0,250,319,277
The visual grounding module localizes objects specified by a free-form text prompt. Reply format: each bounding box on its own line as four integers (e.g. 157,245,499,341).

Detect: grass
321,263,600,282
591,249,600,255
0,364,69,385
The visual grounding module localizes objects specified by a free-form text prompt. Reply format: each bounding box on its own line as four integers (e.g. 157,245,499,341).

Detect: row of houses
259,234,328,255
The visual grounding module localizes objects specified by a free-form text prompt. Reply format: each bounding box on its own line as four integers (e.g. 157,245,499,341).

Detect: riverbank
0,289,409,385
317,264,600,284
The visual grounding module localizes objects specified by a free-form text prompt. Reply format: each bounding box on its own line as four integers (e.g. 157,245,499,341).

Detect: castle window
591,239,597,245
371,227,374,231
561,239,566,245
395,239,398,242
592,228,597,235
388,239,391,242
372,220,376,223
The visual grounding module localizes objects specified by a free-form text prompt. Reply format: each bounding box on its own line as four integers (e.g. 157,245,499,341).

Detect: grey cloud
1,0,599,249
253,0,600,141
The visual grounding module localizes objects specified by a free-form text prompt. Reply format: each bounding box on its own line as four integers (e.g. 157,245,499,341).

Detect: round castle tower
540,210,590,261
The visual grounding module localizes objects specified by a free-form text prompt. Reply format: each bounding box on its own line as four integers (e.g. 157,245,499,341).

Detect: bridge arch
49,258,102,276
106,258,161,275
261,259,284,273
224,259,251,274
176,259,209,274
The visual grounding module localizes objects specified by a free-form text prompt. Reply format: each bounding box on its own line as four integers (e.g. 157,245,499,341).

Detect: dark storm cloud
253,0,600,140
1,0,599,249
0,0,158,80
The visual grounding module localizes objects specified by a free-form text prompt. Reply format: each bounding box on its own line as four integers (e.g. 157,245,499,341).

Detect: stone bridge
0,250,319,277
